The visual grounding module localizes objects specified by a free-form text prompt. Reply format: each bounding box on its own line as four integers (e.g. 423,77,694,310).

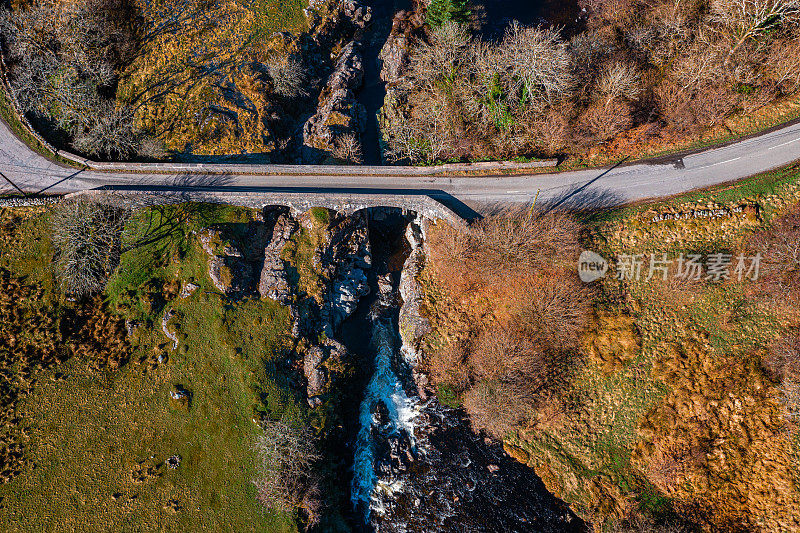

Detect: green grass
248,0,308,42
0,203,306,531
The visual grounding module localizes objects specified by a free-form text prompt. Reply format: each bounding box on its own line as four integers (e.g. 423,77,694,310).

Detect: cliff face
195,206,374,408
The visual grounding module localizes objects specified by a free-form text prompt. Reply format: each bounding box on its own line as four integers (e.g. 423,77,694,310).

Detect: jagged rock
318,213,372,335
343,0,372,28
258,210,298,303
379,10,422,85
170,387,189,401
207,256,228,293
125,320,140,338
325,266,369,332
304,339,348,407
162,309,179,351
399,219,430,375
304,346,327,399
371,400,415,479
199,228,256,297
165,455,182,469
198,228,222,255
329,41,365,92
303,41,367,162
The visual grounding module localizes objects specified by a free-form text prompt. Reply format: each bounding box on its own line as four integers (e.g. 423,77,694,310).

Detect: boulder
343,0,372,28
304,345,328,404
370,400,415,480
304,339,348,407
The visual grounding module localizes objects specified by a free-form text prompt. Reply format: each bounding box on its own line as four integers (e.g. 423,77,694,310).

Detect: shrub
253,419,321,519
51,197,131,297
264,54,308,98
0,0,148,159
425,208,594,438
425,0,470,28
332,133,364,164
746,205,800,306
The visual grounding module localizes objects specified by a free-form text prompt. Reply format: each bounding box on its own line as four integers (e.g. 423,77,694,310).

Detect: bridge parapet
64,188,468,226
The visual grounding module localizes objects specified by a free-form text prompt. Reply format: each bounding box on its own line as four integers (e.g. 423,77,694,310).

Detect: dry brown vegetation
423,208,594,438
253,419,322,528
747,205,800,427
0,270,64,483
418,174,800,530
385,0,800,163
747,205,800,308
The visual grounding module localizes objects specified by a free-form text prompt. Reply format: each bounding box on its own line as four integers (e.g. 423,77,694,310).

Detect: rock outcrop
318,211,372,336
258,210,299,303
379,10,424,163
198,228,256,296
303,41,367,163
304,338,348,407
398,217,431,398
371,400,415,479
379,10,422,85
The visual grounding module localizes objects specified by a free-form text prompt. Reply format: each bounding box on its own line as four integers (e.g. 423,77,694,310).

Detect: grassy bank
0,85,80,169
0,203,306,531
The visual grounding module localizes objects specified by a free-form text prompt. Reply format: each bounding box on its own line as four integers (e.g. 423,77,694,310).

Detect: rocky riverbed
346,215,586,532
194,206,584,531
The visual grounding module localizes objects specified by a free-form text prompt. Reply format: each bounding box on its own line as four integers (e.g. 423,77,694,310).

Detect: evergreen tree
425,0,470,28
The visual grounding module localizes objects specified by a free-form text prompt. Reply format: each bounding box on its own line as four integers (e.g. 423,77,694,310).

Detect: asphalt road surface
2,116,800,211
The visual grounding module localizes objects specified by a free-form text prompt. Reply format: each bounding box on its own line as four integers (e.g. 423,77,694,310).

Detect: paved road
2,115,800,211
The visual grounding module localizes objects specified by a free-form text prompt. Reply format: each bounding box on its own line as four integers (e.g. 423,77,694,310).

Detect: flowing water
351,292,421,517
347,213,586,532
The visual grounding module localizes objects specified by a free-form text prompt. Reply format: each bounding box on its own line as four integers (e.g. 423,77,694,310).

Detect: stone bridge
63,186,471,226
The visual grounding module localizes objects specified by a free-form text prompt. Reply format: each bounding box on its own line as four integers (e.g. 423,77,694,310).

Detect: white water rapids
350,300,421,518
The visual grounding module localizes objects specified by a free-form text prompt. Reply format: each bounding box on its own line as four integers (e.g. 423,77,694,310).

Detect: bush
253,419,321,521
425,0,470,28
0,0,150,159
425,208,594,438
51,197,131,297
389,0,800,162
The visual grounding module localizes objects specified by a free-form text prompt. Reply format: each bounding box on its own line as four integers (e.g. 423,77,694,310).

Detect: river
340,210,585,532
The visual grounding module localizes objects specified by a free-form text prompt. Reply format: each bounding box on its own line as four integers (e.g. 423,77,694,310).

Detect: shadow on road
542,157,629,215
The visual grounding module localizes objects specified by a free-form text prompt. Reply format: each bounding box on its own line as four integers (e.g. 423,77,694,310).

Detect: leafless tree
332,133,364,164
766,37,800,93
51,197,131,297
596,61,643,103
264,54,308,98
710,0,800,60
0,1,148,159
409,21,471,87
74,103,141,160
496,23,575,111
253,419,321,516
